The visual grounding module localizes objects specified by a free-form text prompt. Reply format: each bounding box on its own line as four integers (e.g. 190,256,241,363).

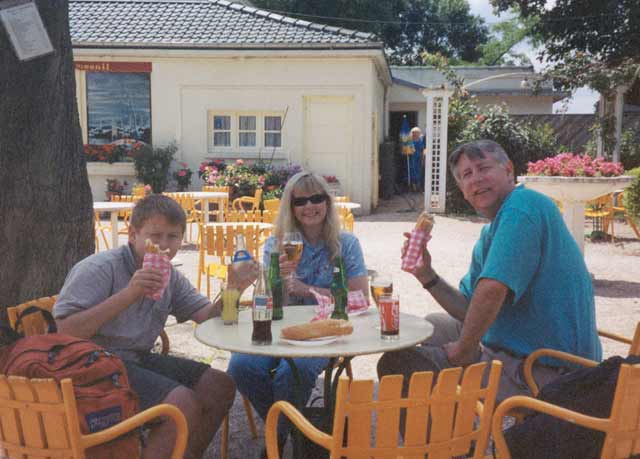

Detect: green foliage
624,167,640,223
584,122,640,171
132,142,177,193
251,0,489,65
478,15,537,66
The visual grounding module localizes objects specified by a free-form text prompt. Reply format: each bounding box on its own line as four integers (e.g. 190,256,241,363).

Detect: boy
54,195,255,459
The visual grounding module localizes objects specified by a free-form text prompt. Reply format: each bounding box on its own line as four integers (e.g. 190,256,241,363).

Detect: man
378,139,601,400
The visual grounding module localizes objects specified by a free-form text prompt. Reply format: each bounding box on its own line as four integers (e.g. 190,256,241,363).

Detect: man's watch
422,274,440,290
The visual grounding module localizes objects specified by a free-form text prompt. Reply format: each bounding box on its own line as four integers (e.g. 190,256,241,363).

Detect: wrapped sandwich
143,239,171,300
401,211,434,272
281,319,353,341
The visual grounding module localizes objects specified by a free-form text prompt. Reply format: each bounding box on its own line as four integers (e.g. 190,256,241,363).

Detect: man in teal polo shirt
378,139,601,400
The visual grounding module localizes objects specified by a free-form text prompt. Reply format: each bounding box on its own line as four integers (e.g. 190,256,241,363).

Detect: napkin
309,289,369,321
142,252,171,300
401,229,432,273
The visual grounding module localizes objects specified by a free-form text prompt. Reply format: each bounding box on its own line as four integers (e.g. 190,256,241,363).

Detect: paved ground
102,192,640,458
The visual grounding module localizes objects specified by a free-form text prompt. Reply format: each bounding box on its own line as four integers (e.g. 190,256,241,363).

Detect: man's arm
444,278,509,366
56,268,164,339
419,272,469,321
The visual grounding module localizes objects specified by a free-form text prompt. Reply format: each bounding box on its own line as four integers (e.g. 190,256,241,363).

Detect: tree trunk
0,0,93,315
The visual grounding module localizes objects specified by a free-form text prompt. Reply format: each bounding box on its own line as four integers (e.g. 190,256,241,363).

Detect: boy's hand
126,268,165,299
228,261,259,292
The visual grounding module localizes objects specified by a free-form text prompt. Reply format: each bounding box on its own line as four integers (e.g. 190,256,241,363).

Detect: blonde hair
274,172,342,261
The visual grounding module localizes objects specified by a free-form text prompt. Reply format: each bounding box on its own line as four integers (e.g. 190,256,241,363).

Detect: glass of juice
221,284,240,325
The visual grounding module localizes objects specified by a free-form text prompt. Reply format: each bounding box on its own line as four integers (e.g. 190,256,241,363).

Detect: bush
625,167,640,223
132,142,177,193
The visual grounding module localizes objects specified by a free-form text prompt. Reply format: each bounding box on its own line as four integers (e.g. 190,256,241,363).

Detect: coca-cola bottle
251,265,273,345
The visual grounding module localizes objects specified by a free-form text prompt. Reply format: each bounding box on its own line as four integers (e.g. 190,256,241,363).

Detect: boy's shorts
124,353,209,410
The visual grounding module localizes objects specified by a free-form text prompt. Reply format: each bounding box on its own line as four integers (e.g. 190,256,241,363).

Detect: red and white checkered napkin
347,290,369,313
309,289,333,321
401,229,432,273
142,253,171,300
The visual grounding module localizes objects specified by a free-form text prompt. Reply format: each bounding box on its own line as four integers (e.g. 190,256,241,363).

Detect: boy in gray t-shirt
54,195,256,459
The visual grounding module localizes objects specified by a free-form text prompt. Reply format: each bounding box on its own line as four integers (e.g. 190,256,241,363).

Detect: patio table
93,201,135,249
195,305,433,457
334,202,361,210
172,191,228,223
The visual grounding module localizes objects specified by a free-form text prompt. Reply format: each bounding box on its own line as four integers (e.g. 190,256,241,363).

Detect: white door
303,96,353,190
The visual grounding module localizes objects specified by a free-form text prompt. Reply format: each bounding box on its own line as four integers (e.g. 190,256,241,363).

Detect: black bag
503,355,640,459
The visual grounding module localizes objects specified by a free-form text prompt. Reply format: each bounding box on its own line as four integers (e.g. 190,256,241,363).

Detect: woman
227,172,368,449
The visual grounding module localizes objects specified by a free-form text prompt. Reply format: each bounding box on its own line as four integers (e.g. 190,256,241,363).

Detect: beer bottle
330,256,349,320
251,265,273,345
268,251,284,320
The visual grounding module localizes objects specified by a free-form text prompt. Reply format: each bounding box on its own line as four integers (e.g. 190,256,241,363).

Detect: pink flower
236,159,244,165
180,162,188,168
178,170,187,177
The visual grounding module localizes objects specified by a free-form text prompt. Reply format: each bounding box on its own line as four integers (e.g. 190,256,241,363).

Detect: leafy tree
478,15,537,66
251,0,489,64
490,0,640,66
0,1,93,313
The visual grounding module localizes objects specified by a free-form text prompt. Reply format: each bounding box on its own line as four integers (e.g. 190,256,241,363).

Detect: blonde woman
227,172,368,451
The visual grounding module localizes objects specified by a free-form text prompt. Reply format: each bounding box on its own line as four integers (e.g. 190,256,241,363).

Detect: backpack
0,306,140,459
503,355,640,459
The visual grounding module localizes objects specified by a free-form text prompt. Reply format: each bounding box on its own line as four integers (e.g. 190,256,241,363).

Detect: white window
208,112,283,151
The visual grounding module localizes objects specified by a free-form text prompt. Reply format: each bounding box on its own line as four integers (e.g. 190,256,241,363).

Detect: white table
93,201,135,248
173,191,228,223
334,202,361,210
204,222,273,230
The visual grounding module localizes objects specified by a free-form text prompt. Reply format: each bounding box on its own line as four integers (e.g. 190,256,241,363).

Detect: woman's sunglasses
292,194,328,207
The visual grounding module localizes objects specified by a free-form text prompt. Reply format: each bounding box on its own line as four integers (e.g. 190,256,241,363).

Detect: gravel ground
112,192,640,458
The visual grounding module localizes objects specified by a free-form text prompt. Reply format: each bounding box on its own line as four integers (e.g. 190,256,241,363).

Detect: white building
71,0,565,212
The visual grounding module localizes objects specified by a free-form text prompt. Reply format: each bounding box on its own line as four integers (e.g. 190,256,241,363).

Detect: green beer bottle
268,251,284,320
330,256,349,320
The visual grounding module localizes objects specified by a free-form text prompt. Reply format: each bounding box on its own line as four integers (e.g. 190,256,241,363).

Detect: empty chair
263,198,280,212
232,188,263,211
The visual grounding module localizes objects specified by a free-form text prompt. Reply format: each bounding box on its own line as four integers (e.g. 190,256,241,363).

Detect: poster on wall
86,72,151,145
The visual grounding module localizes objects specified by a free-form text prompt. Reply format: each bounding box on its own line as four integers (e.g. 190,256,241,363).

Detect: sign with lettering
0,0,54,61
75,62,152,73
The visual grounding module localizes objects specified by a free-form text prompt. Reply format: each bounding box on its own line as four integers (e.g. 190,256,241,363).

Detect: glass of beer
379,294,399,340
282,232,303,265
370,273,393,307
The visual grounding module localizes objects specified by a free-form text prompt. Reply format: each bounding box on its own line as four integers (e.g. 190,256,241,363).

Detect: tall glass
379,294,400,340
370,273,393,307
221,283,240,325
282,231,303,306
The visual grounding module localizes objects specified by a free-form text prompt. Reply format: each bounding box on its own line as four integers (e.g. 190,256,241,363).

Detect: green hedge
624,167,640,223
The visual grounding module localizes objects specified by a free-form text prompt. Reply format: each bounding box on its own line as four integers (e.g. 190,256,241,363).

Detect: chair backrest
263,198,280,212
629,322,640,356
329,361,502,459
0,375,85,458
262,209,278,224
586,194,614,211
7,296,57,336
602,363,640,458
225,210,264,223
203,185,231,193
201,225,263,261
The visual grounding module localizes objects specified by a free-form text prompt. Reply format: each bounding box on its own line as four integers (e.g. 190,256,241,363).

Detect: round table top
205,222,273,229
335,202,361,210
194,306,433,358
93,201,135,211
174,191,228,199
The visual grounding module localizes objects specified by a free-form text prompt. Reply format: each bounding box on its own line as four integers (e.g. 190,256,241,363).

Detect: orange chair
202,185,231,221
613,191,640,239
0,375,187,459
266,361,502,459
493,362,640,459
232,189,263,211
585,193,614,237
263,198,280,212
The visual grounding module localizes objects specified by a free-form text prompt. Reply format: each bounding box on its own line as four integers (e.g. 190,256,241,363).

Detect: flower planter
326,182,342,197
87,162,136,202
518,175,634,254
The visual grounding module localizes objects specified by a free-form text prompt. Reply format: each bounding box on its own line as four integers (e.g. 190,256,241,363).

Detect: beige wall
73,50,388,213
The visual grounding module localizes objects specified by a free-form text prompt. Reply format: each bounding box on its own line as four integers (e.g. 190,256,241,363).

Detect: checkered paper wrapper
401,229,432,273
143,253,171,300
348,290,369,313
310,289,333,321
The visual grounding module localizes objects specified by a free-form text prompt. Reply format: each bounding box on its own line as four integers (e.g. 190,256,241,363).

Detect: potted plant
105,178,127,201
323,175,341,196
132,142,177,193
173,162,193,191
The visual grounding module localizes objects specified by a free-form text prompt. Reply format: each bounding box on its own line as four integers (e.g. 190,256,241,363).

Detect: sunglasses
292,194,328,207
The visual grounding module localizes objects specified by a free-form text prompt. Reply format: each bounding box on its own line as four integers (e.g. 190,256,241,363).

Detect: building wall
73,51,381,213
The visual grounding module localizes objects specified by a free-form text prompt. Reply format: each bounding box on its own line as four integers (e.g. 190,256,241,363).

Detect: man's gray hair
449,140,511,181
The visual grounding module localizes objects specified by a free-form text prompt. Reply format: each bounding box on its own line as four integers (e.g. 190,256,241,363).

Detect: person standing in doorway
409,127,426,191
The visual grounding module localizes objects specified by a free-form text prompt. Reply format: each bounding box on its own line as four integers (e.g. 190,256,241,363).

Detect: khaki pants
377,313,567,401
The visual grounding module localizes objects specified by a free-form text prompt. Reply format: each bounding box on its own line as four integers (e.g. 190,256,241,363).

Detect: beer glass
379,294,399,340
370,273,393,307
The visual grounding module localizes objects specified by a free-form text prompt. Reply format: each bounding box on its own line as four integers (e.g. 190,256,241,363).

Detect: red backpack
0,307,140,459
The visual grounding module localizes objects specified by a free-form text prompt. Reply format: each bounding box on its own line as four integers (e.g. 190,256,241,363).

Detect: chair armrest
523,349,598,396
82,403,188,459
598,329,633,346
265,401,332,459
492,395,609,459
232,197,255,210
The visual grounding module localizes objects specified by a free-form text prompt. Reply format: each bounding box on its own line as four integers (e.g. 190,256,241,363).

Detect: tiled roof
69,0,381,49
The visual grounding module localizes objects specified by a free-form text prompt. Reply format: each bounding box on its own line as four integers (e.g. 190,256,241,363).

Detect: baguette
145,239,170,256
415,211,434,234
281,319,353,341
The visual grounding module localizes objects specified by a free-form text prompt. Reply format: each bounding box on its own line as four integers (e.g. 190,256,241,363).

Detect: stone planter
518,175,634,254
87,162,136,201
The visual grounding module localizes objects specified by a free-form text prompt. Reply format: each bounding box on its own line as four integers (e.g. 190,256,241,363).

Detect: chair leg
221,415,229,459
242,395,258,439
628,215,640,238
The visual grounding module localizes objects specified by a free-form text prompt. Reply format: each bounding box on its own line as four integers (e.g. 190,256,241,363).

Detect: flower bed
526,153,624,177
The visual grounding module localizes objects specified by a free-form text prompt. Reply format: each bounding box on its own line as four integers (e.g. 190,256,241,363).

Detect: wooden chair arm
82,403,188,459
265,401,332,459
492,395,610,459
598,329,633,346
523,349,598,396
160,329,170,355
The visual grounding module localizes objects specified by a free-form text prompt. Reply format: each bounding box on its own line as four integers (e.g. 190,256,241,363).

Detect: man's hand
401,231,436,285
126,268,164,299
443,341,481,367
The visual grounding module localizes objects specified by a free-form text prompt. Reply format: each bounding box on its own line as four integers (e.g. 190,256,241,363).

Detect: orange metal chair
493,362,640,459
164,192,202,242
0,375,187,459
263,198,280,212
232,188,263,211
523,322,640,396
337,207,354,232
585,193,614,237
265,361,502,459
94,211,111,251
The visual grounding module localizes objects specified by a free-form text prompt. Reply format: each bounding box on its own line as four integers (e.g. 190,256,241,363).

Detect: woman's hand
279,253,298,278
285,277,311,297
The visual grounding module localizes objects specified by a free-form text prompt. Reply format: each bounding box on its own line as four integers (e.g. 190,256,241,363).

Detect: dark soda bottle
268,251,284,320
330,256,349,320
252,265,273,345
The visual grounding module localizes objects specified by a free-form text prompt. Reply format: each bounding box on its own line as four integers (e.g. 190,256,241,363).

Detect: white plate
281,336,339,347
348,307,371,317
